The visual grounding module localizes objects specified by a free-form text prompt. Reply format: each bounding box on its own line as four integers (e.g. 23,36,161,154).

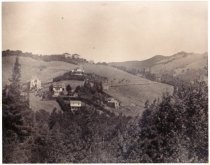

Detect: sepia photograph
2,1,208,163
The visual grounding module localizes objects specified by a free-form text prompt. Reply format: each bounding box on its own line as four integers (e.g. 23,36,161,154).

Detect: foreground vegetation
3,57,208,163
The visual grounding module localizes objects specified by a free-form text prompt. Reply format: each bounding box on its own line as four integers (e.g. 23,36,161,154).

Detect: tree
66,84,72,95
92,81,103,93
97,81,103,93
3,56,34,163
49,84,54,96
84,79,91,89
7,57,21,101
3,57,25,136
75,86,81,93
130,80,208,163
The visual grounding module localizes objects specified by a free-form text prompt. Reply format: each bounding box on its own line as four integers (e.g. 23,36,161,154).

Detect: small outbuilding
107,98,120,109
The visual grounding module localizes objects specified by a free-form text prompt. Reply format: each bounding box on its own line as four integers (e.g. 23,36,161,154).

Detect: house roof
70,100,82,107
70,100,81,103
107,98,119,103
53,85,63,88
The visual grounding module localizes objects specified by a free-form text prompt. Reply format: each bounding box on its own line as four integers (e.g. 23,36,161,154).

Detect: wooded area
2,56,208,163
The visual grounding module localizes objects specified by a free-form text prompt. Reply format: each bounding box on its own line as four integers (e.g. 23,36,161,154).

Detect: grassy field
29,93,62,112
104,82,172,116
3,56,173,116
2,56,77,86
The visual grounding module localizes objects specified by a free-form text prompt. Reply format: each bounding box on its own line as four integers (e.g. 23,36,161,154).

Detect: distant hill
110,55,167,70
110,51,208,82
2,53,173,116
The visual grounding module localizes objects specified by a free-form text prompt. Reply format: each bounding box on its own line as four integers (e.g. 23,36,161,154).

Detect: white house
70,100,82,111
72,67,84,76
72,67,84,73
29,78,41,90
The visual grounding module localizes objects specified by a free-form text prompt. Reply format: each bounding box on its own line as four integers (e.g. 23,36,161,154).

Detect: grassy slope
110,52,208,81
82,63,173,116
110,55,167,70
3,56,173,116
29,93,62,112
3,56,77,86
152,52,208,74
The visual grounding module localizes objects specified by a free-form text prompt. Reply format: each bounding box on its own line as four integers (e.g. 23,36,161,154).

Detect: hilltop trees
2,50,88,64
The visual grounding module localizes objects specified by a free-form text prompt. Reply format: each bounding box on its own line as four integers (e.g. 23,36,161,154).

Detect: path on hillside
108,81,161,87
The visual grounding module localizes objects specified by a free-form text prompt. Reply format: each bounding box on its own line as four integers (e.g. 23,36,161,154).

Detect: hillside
82,63,173,116
2,56,77,86
3,55,173,116
110,55,167,70
110,52,208,81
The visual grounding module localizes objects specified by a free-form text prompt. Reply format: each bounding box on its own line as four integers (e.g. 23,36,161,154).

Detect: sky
2,1,208,62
